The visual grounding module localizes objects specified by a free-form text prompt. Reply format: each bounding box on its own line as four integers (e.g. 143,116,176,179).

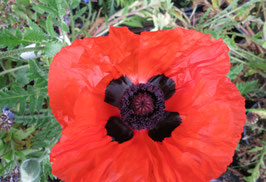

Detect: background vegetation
0,0,265,181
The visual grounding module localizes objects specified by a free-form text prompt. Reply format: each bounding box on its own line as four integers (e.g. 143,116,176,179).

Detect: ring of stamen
120,83,165,130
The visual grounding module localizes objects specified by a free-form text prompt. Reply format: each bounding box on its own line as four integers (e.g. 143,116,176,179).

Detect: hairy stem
0,47,43,59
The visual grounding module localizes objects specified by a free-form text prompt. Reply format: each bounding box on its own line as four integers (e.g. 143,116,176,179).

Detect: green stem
80,3,93,35
63,0,76,41
0,64,29,77
0,47,43,59
56,2,70,45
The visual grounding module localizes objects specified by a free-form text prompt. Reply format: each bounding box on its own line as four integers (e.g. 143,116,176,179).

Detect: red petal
51,90,119,181
48,27,139,128
138,28,230,82
164,76,245,181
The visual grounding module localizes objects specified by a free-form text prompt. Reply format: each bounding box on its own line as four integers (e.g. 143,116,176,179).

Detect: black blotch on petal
105,116,133,143
148,74,176,100
104,76,133,108
148,111,181,142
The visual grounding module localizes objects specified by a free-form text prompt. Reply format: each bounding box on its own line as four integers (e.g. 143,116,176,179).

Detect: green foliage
227,64,243,80
39,156,56,182
244,146,265,182
236,80,260,96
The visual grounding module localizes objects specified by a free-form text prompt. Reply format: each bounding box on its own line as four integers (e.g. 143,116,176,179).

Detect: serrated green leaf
44,42,63,57
37,4,57,16
0,86,26,106
236,80,259,95
71,0,81,9
74,7,87,19
0,86,46,110
244,146,266,182
15,67,30,86
46,15,58,37
28,60,48,88
26,18,44,34
23,28,50,43
0,29,23,48
227,64,243,80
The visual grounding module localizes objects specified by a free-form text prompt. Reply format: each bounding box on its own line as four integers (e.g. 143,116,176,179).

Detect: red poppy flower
48,27,246,182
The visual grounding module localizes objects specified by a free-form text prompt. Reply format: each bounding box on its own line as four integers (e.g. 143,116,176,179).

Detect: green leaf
244,145,266,182
122,16,145,28
23,27,50,43
0,161,13,176
61,23,70,33
37,4,57,16
26,18,44,34
12,125,35,140
0,29,23,48
248,146,263,153
0,86,46,112
16,27,23,40
40,156,56,181
246,108,266,119
227,64,243,80
39,0,57,8
74,7,87,19
32,5,45,14
44,42,63,57
59,9,66,16
16,0,30,6
28,60,48,88
71,0,81,9
46,15,57,37
14,67,30,86
0,86,27,107
20,159,41,182
236,80,259,95
15,151,26,161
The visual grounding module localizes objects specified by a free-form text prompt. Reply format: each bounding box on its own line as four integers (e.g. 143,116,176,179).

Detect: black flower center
120,83,165,130
104,74,181,143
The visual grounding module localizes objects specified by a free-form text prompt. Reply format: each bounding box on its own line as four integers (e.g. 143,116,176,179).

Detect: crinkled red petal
48,27,139,128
